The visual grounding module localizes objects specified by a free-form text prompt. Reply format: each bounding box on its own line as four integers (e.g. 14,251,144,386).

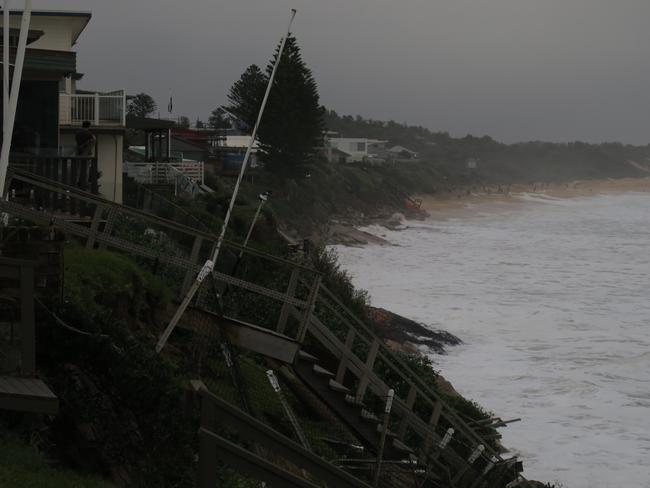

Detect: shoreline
325,175,650,246
416,176,650,215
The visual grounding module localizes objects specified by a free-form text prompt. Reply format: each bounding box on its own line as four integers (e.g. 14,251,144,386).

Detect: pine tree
258,36,324,176
127,93,157,118
224,37,324,177
224,65,266,130
208,108,231,129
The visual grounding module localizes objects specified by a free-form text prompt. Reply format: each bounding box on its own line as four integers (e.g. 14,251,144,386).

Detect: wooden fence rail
193,380,372,488
0,169,528,487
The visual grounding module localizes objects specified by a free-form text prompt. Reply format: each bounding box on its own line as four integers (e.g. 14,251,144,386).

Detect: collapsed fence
0,169,528,487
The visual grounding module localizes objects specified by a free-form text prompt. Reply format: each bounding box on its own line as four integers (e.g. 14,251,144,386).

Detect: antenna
156,8,297,353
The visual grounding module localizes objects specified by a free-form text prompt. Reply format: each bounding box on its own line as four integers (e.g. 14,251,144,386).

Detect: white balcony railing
59,92,126,127
124,161,205,197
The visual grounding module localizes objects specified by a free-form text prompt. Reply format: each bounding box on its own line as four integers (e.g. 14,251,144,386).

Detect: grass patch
0,438,116,488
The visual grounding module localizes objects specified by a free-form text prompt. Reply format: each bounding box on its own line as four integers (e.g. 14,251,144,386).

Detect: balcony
123,161,205,197
59,91,126,127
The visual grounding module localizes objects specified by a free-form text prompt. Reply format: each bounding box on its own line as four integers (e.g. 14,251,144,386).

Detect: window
354,142,366,152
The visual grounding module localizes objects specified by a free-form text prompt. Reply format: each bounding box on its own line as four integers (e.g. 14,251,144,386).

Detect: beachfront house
466,158,479,170
2,9,126,202
387,145,419,160
326,137,388,164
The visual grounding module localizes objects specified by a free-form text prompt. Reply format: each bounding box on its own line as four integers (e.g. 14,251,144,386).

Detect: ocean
333,192,650,488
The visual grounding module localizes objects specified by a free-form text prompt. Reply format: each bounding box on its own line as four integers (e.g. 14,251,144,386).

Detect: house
3,9,126,202
123,118,206,195
387,145,419,160
466,158,479,170
214,134,261,175
325,137,388,164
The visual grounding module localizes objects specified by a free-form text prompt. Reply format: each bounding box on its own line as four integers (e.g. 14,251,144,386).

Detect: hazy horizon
35,0,650,145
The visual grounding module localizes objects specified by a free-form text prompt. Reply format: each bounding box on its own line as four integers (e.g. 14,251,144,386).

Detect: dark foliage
224,64,266,130
225,38,325,177
257,36,325,176
127,93,157,118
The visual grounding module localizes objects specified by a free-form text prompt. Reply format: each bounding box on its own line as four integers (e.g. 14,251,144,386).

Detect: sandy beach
416,176,650,215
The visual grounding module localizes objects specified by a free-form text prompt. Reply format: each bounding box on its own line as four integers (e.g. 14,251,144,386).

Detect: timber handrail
194,381,372,488
6,169,317,273
312,282,501,460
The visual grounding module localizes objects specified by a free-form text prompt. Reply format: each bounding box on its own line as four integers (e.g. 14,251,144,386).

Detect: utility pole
156,9,297,353
0,0,31,196
239,191,271,257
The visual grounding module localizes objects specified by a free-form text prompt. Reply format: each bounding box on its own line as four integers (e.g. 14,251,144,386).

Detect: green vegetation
225,36,325,176
63,245,170,322
126,93,157,118
0,438,116,488
224,64,266,128
325,110,650,184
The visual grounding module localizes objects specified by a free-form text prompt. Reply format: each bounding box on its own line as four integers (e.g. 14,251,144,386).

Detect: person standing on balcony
75,121,95,156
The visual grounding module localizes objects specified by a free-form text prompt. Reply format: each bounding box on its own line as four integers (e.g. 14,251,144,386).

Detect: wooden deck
0,376,58,415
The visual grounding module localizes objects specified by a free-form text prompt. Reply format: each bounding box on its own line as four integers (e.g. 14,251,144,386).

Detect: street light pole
239,191,270,257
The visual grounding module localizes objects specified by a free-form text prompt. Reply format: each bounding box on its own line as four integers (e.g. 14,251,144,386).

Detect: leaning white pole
3,1,11,139
156,8,297,353
0,0,30,196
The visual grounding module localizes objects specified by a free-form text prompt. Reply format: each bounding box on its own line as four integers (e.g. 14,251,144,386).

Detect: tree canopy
224,65,266,130
225,36,324,176
208,107,231,129
127,93,157,118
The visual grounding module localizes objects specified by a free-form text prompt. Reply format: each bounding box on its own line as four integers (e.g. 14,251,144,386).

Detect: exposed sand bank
417,177,650,216
326,177,650,244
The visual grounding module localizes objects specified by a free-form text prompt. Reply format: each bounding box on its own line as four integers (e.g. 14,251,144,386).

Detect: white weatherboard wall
96,133,123,203
327,138,387,162
60,132,123,203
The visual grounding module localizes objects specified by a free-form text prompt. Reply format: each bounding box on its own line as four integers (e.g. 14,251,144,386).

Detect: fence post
19,263,35,376
397,385,418,440
356,338,380,400
421,401,444,462
121,90,126,126
198,392,218,488
335,328,356,384
86,204,104,249
94,93,100,125
374,389,394,487
98,206,117,250
276,267,300,334
296,275,320,343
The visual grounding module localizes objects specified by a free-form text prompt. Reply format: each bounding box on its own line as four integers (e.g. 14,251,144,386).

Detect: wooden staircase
294,350,414,461
287,285,524,487
0,169,529,488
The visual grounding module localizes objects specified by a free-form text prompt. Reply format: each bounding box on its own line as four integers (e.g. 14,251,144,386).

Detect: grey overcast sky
43,0,650,144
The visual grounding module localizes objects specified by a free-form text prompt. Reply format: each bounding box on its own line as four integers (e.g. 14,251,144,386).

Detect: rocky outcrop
366,306,461,354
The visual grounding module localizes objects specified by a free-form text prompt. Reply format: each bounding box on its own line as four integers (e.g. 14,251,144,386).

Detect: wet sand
416,177,650,216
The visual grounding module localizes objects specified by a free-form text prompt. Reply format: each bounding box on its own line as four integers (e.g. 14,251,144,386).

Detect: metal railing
124,161,205,197
124,161,204,185
8,156,99,197
1,170,322,340
59,92,126,127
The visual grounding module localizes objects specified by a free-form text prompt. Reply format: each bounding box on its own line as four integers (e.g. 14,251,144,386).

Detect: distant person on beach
75,121,95,156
